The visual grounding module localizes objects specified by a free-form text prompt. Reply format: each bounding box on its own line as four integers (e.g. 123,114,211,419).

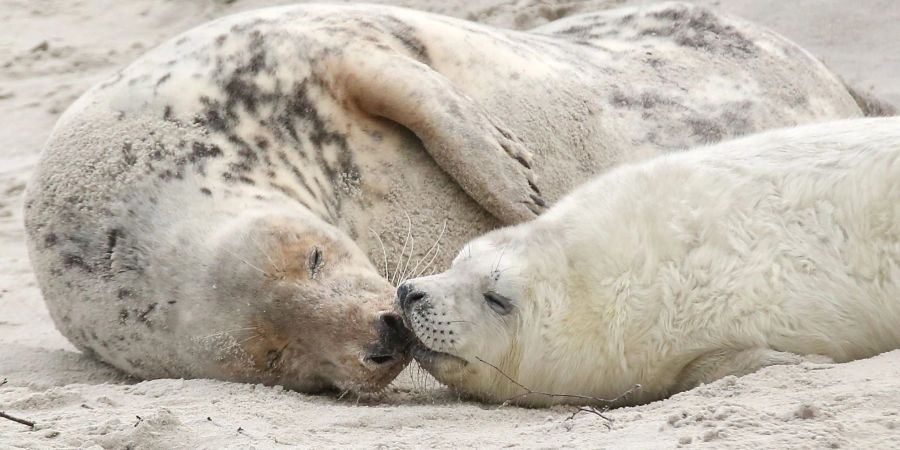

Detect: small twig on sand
474,357,641,422
0,378,7,387
1,411,36,429
206,416,225,429
133,415,143,427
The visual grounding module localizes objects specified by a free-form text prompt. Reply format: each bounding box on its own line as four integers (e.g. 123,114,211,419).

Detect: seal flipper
331,48,546,224
672,348,831,394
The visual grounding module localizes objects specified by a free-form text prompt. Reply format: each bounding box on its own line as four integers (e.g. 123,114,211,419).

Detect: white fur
403,117,900,406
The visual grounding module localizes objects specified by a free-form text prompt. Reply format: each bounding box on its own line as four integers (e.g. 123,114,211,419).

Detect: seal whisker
222,248,271,279
237,333,264,345
398,232,416,287
390,211,413,286
406,363,418,390
368,227,390,279
493,243,509,274
416,365,425,392
415,243,443,279
250,234,281,277
198,326,260,340
474,355,640,419
408,220,447,280
415,362,427,392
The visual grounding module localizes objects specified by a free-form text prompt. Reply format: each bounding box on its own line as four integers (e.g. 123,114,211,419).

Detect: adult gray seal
397,117,900,406
24,2,866,392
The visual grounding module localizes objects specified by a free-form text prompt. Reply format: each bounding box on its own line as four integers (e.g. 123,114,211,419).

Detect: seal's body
25,2,864,391
398,117,900,406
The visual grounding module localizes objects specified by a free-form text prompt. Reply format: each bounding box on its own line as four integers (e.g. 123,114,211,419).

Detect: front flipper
674,348,832,393
329,47,546,224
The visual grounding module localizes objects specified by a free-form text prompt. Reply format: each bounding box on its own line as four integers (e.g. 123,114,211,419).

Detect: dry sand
2,1,899,448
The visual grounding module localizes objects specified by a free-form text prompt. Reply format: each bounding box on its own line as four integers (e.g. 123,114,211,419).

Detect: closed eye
308,246,324,276
266,348,282,370
483,291,513,315
266,343,290,370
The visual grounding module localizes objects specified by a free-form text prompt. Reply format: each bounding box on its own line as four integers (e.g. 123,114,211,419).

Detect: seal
24,2,868,392
397,117,900,406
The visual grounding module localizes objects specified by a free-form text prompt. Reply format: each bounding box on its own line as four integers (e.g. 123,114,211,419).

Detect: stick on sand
1,411,36,428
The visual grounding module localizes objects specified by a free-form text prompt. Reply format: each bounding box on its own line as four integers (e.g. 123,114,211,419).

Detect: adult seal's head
26,176,414,393
196,211,413,392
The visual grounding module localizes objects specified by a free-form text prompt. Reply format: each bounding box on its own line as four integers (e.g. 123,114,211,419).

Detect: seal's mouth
411,343,467,364
409,340,469,372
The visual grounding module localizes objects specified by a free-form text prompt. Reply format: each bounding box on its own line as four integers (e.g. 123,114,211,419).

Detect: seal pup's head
395,223,580,405
196,212,412,394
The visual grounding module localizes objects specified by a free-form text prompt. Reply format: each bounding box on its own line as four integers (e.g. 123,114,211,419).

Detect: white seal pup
25,2,867,392
397,117,900,406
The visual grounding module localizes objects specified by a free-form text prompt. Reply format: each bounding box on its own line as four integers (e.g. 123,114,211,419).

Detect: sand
2,0,899,448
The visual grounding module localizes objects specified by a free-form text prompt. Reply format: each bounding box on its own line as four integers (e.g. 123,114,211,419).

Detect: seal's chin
331,362,409,395
411,343,469,376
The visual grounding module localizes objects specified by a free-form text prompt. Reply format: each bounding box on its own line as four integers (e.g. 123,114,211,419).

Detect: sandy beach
2,1,899,448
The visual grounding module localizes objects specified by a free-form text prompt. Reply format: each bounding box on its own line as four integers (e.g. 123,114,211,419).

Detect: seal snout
396,282,426,311
362,312,412,368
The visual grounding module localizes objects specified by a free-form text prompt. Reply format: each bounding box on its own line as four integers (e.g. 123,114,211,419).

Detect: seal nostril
405,291,425,307
365,354,395,365
376,311,413,353
397,282,427,309
380,312,403,335
400,291,425,308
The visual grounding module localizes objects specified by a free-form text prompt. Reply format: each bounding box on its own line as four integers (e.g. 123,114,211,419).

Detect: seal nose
396,282,426,310
363,312,412,368
378,312,407,344
396,283,411,305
